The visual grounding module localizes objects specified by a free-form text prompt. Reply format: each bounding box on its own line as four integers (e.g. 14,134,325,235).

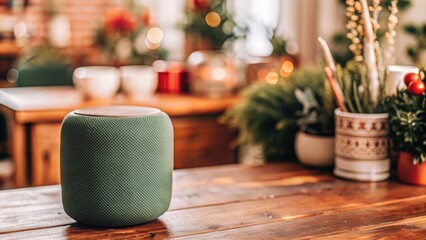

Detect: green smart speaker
60,106,173,227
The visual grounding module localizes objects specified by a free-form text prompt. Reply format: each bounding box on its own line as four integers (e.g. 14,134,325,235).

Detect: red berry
404,73,421,87
407,80,426,96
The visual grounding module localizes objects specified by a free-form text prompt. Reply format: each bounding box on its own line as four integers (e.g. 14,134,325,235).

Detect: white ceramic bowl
120,66,157,99
73,66,120,100
294,131,335,167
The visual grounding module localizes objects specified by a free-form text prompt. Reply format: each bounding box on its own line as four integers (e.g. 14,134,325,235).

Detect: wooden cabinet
29,115,236,186
174,115,236,169
31,123,62,186
0,87,240,187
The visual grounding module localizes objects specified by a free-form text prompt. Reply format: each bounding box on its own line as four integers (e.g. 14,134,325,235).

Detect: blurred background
0,0,425,189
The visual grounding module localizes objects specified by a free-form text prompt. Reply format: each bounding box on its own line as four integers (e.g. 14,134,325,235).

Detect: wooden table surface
0,162,425,239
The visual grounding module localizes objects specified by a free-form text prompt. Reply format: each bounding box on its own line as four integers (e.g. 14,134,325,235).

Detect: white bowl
120,66,157,99
73,66,120,100
294,131,335,167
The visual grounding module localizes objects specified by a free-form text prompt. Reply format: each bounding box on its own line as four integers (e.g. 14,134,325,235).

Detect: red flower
192,0,210,12
104,8,136,36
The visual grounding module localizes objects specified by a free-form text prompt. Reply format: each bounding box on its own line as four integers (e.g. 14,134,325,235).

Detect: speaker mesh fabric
60,111,173,227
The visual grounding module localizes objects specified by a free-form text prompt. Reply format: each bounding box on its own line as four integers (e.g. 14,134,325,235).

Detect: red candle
153,61,189,94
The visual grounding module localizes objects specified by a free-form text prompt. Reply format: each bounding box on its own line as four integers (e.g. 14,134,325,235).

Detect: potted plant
180,0,246,56
93,2,168,65
386,72,426,185
294,87,335,167
318,0,401,181
223,67,335,163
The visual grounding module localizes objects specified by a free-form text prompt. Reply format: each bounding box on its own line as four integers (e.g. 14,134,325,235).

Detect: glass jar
187,50,237,98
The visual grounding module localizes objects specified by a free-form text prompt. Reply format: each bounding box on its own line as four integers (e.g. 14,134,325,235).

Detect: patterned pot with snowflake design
334,109,390,182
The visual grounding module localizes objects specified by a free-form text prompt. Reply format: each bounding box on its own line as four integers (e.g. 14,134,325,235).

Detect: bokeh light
211,67,227,81
265,72,278,84
205,12,221,28
146,27,163,44
280,61,294,77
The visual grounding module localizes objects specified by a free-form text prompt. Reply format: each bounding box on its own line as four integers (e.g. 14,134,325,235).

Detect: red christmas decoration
407,81,425,96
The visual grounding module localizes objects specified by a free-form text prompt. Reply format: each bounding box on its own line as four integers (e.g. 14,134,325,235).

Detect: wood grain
11,114,236,186
1,163,426,239
173,115,236,169
174,196,426,240
31,123,62,186
0,105,28,188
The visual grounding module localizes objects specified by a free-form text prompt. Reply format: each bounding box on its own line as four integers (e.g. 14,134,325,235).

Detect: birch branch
360,0,380,106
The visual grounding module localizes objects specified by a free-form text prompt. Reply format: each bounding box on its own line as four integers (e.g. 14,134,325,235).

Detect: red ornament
404,73,420,87
407,80,426,96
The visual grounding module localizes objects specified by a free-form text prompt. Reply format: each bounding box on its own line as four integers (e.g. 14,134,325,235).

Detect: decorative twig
371,0,382,35
384,0,399,65
318,37,347,111
346,0,364,62
360,0,380,106
318,37,337,77
325,67,347,112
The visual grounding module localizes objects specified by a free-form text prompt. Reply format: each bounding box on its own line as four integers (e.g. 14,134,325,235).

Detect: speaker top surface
73,106,162,118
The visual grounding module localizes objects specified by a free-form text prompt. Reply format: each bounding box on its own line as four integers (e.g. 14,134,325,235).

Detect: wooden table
1,163,426,239
0,87,241,187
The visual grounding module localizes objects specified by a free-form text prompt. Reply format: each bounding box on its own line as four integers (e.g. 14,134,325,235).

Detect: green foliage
94,26,168,66
386,87,426,164
16,44,68,67
335,60,386,113
181,0,246,50
93,3,168,65
223,68,336,161
404,23,426,66
268,28,291,57
331,33,354,67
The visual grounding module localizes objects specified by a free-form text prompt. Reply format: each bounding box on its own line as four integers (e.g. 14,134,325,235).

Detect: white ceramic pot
73,66,120,100
294,130,335,167
120,66,157,99
334,109,390,181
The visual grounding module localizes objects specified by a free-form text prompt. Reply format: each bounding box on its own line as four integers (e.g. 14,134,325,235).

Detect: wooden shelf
0,86,242,123
0,41,21,56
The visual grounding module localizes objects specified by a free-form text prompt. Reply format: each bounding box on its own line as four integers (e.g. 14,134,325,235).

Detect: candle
153,61,189,94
